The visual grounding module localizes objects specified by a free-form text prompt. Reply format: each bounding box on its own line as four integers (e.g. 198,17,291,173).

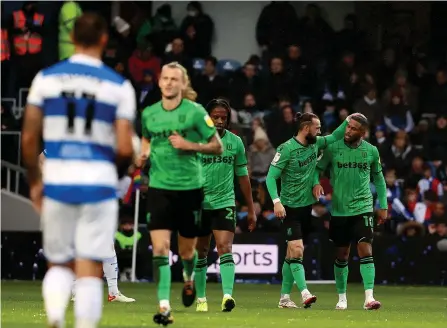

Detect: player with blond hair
137,62,223,325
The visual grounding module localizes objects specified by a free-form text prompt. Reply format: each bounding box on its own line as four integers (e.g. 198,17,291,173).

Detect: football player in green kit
138,62,223,325
194,99,257,313
314,115,387,310
266,111,364,309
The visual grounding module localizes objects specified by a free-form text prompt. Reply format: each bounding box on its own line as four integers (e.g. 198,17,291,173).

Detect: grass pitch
1,281,446,327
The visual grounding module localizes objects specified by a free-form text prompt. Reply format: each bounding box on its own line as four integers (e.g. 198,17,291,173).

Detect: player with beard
266,112,363,309
194,99,257,313
314,115,387,310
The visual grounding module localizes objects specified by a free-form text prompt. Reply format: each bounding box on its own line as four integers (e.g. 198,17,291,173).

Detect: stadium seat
217,59,242,75
192,58,205,73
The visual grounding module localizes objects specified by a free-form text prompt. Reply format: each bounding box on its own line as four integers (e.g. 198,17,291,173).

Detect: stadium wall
2,231,445,285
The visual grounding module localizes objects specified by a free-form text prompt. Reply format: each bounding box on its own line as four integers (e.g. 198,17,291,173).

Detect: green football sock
280,259,294,295
334,259,349,294
289,258,307,292
359,256,375,290
182,251,197,281
153,256,171,301
194,257,208,298
219,253,235,296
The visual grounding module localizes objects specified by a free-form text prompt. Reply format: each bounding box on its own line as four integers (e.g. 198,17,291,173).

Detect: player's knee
335,248,350,261
357,242,372,258
216,242,232,256
152,240,170,256
288,241,304,258
196,244,209,258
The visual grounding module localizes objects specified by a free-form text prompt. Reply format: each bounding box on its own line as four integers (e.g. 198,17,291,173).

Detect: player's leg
41,198,76,328
355,214,381,310
212,206,237,312
283,206,317,308
329,216,351,310
194,233,212,312
103,245,135,302
75,199,118,328
278,246,298,308
147,188,175,325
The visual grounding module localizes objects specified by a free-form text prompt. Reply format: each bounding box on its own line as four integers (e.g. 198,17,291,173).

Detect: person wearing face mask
9,1,44,95
180,1,214,59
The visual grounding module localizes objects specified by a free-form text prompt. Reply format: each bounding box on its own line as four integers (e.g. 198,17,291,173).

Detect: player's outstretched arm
313,148,332,199
371,147,388,223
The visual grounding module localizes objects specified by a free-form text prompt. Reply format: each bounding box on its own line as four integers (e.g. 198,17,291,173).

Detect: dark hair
205,56,218,67
206,98,231,128
294,112,318,131
350,114,369,127
73,12,108,47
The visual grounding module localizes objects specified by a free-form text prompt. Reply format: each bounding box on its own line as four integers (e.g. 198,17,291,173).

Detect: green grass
1,281,446,327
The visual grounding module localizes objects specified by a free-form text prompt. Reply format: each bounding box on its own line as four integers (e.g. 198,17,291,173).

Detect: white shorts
41,197,118,263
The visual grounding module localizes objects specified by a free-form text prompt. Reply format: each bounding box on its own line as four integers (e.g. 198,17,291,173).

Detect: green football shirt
266,120,348,208
315,139,387,216
202,130,248,210
142,99,216,190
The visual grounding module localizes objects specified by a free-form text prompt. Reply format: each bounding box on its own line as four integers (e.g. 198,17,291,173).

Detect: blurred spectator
353,84,382,127
372,125,389,155
417,165,443,199
58,1,82,60
255,1,298,56
1,105,17,131
267,105,295,148
408,57,431,110
383,131,418,179
425,67,447,116
333,14,367,61
180,1,214,59
413,190,438,225
331,50,362,103
128,41,161,84
230,61,262,109
263,56,293,106
150,4,178,57
382,70,419,114
376,48,399,95
383,91,414,133
9,1,44,95
136,70,161,110
321,101,338,132
193,56,229,105
285,44,315,98
248,124,275,180
428,115,447,161
405,156,425,189
410,119,430,153
1,2,11,98
384,169,413,221
163,37,193,75
301,100,314,113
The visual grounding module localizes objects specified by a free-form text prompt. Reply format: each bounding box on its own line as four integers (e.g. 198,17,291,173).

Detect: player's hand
377,209,388,225
247,209,257,232
274,202,286,219
135,153,147,168
169,131,193,151
312,184,324,200
30,180,43,214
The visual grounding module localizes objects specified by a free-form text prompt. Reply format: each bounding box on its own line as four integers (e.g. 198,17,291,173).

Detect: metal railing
1,160,26,194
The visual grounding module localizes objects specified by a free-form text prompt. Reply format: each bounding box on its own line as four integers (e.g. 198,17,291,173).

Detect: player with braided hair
194,99,256,313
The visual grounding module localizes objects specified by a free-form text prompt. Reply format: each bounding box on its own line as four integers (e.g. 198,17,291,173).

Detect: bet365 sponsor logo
337,161,368,169
207,244,278,274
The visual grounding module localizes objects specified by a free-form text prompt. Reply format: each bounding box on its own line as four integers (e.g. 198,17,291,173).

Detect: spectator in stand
135,69,161,110
193,56,228,105
383,131,418,179
408,57,431,110
417,165,444,199
425,67,447,116
128,41,161,84
163,37,193,75
376,48,399,95
410,119,430,154
413,190,438,226
333,14,367,61
331,50,363,103
404,156,425,189
58,1,82,60
1,2,11,98
428,115,447,161
267,105,295,148
248,126,276,180
382,70,419,114
435,161,447,195
1,105,17,132
180,1,214,59
262,56,293,106
284,44,316,99
428,219,447,238
383,91,414,134
372,125,389,155
150,4,178,57
321,100,338,132
353,84,382,128
301,100,314,113
8,1,44,95
255,1,298,57
230,61,262,109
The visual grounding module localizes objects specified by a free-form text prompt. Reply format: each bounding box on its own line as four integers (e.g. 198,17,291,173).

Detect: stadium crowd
1,1,447,240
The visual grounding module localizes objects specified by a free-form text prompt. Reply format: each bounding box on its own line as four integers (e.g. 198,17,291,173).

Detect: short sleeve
27,72,45,108
116,80,136,122
234,137,248,176
371,146,382,174
270,144,290,170
194,105,216,141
